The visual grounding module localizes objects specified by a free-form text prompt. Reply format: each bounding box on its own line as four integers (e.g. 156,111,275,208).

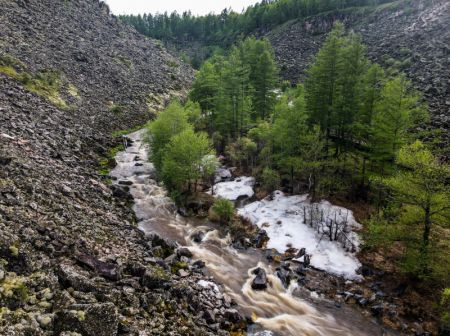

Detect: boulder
177,247,193,259
251,267,268,290
224,308,242,324
276,263,295,287
75,253,121,281
203,309,216,324
57,264,96,292
191,231,205,243
252,230,269,248
370,304,384,316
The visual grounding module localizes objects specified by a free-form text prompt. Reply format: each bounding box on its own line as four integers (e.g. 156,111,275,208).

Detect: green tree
271,87,308,191
305,22,345,151
147,101,191,172
161,129,215,194
252,46,278,120
189,59,220,115
379,141,450,278
370,75,426,164
261,167,281,193
209,198,235,224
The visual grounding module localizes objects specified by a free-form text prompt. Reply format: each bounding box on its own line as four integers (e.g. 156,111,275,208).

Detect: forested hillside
141,14,449,336
120,0,394,48
1,0,448,335
121,0,449,153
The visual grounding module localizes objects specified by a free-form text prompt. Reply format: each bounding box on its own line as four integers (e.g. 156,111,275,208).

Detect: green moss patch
0,54,75,110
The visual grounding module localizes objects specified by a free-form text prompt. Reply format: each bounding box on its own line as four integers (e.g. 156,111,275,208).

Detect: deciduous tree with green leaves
147,101,191,172
161,129,215,195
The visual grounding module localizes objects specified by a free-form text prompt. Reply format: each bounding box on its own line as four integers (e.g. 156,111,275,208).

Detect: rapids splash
110,130,393,336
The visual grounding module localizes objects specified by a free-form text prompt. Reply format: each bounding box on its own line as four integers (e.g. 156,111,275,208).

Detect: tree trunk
422,205,431,248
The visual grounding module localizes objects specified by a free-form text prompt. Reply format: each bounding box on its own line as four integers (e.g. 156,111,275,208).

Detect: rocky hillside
0,0,242,335
267,0,449,150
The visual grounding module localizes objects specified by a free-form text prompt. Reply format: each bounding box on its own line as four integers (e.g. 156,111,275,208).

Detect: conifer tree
378,141,450,278
370,75,425,164
305,22,345,151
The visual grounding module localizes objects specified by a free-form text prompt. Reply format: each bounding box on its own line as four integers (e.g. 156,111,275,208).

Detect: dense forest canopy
120,0,396,49
145,24,449,286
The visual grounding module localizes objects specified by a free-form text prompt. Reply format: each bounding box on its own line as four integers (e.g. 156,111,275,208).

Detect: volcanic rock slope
0,0,239,335
268,0,450,146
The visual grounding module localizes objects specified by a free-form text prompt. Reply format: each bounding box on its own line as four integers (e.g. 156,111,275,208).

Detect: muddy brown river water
111,130,394,336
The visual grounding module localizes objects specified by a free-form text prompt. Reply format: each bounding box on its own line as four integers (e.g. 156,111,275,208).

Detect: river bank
111,129,406,336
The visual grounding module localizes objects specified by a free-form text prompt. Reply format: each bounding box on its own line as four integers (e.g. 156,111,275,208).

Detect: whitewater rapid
110,129,394,336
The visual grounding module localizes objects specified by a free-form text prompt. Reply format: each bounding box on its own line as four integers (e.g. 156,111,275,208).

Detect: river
110,129,393,336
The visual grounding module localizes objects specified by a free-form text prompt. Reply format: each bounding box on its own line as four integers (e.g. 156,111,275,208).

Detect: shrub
261,167,280,193
209,198,234,224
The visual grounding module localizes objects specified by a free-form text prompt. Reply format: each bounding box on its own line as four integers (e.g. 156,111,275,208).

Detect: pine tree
370,75,425,165
333,32,367,155
305,22,345,152
252,48,278,120
379,141,450,278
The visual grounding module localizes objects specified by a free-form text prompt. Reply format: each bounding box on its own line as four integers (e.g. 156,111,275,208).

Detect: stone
75,253,121,281
203,309,216,324
252,230,269,248
177,247,193,259
57,264,96,292
370,304,384,316
36,314,53,328
140,266,170,289
191,231,205,243
251,267,268,290
193,260,205,269
224,309,242,324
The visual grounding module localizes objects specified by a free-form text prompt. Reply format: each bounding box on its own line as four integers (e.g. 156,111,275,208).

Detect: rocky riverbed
109,129,404,336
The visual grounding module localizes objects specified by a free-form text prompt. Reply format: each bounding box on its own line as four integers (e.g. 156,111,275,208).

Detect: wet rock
294,265,308,277
296,248,306,258
191,231,205,243
370,304,384,316
110,185,132,200
177,247,193,259
224,308,242,324
232,238,249,250
193,260,206,269
252,230,269,248
303,254,311,267
276,263,295,287
284,247,298,259
251,267,268,290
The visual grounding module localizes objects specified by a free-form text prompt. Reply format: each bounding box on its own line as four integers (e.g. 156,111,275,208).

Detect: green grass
0,54,74,110
97,144,125,176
